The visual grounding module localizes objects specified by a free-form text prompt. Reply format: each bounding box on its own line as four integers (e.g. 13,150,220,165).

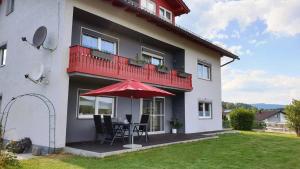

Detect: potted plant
170,118,183,134
156,64,169,73
129,54,146,67
177,70,190,78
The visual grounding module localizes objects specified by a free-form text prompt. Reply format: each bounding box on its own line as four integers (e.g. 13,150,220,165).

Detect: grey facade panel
66,79,175,143
71,8,185,69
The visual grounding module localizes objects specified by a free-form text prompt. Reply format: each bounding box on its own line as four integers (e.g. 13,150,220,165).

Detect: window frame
198,101,213,119
197,60,212,81
159,6,172,23
6,0,14,16
0,44,7,67
80,27,119,55
76,89,117,119
141,46,165,66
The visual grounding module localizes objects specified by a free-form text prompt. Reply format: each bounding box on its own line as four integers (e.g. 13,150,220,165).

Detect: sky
176,0,300,105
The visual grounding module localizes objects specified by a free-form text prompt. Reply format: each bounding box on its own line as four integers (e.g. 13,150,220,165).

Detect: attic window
159,7,172,22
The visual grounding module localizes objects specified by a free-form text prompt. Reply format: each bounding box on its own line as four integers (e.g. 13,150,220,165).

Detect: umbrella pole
131,96,134,145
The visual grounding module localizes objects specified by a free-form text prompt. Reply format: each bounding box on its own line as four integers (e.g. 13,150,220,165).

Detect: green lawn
19,132,300,169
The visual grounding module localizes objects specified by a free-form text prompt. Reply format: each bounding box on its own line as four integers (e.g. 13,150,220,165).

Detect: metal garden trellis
0,93,56,153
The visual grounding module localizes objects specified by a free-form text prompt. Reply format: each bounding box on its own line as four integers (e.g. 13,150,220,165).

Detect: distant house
255,110,286,123
256,110,289,132
222,109,232,120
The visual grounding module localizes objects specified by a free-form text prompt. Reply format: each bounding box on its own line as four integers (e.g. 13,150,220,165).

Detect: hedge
230,108,255,130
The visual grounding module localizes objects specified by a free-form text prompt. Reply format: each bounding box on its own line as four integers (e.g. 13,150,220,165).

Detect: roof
108,0,240,59
255,110,284,121
165,0,190,16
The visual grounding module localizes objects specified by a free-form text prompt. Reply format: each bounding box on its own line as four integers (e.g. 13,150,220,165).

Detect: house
255,109,286,124
222,109,232,120
255,109,289,132
0,0,239,153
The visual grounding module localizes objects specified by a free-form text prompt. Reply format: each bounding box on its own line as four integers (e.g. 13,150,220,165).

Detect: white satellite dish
25,64,48,84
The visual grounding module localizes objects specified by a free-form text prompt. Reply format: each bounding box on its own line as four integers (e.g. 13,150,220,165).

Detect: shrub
6,138,32,154
0,150,19,169
0,125,19,169
230,108,255,130
285,99,300,137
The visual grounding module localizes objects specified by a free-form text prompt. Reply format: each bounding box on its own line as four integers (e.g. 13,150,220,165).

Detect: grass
18,131,300,169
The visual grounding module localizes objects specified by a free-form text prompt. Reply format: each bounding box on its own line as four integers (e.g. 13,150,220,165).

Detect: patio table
112,122,148,144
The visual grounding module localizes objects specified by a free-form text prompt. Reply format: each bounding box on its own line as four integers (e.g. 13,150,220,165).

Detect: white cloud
213,41,250,56
222,67,300,104
249,39,267,46
179,0,300,38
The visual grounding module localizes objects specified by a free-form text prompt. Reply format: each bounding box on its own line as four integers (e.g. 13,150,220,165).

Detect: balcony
67,46,192,91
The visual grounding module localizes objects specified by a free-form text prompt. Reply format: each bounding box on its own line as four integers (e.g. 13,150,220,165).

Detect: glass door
142,97,165,133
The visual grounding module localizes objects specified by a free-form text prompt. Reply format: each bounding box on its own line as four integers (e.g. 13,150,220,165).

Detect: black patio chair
93,115,104,143
103,115,125,145
122,114,132,137
126,114,132,123
133,114,149,142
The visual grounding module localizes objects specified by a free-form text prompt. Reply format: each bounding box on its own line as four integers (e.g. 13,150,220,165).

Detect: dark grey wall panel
66,79,175,143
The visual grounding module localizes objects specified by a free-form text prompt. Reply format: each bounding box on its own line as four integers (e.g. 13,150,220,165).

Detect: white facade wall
0,0,70,148
0,0,224,148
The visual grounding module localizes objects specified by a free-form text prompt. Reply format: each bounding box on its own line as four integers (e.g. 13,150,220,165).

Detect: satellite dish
31,64,44,81
32,26,47,49
25,64,48,84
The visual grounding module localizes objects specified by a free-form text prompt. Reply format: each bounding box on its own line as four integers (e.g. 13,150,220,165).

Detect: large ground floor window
77,89,115,119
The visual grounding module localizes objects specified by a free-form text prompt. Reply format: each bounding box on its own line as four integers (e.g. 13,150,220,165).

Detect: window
159,7,172,22
0,45,7,66
6,0,14,15
82,34,117,54
198,102,212,118
141,0,156,14
142,47,164,66
197,61,211,80
78,89,115,119
81,28,118,55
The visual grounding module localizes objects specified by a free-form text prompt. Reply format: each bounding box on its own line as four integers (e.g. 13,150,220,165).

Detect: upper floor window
0,44,7,66
6,0,14,15
141,47,164,66
159,7,172,22
141,0,156,14
197,61,211,80
81,28,117,55
78,89,116,119
198,102,212,119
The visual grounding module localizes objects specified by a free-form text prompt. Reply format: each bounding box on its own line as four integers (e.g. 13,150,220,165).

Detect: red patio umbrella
82,79,174,98
81,79,174,148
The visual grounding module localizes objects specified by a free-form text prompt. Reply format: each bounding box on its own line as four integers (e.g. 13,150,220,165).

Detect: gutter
221,57,240,67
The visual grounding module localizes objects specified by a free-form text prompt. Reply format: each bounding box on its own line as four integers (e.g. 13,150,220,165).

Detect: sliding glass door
142,97,165,133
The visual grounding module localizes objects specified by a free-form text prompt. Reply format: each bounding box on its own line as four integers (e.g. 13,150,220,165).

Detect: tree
285,100,300,137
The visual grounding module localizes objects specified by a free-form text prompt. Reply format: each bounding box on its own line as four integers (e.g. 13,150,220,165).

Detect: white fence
265,122,291,132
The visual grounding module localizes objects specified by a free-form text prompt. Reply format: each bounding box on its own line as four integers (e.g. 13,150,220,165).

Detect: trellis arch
0,93,56,153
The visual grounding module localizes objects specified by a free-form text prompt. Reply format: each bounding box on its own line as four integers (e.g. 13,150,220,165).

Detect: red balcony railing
67,45,192,91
